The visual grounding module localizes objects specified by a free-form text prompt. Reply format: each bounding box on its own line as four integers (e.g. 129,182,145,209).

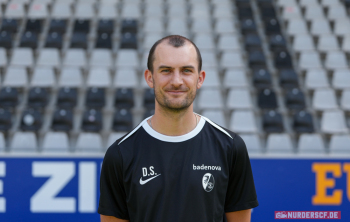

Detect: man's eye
183,69,192,72
161,69,170,73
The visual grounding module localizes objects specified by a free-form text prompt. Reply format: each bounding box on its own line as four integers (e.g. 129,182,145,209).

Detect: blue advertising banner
0,155,348,222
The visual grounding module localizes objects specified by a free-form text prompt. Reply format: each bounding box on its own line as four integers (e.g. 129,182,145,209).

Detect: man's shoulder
201,115,238,141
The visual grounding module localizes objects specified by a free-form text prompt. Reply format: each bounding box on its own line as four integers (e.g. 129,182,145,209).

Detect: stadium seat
85,88,106,108
215,18,236,34
329,134,350,153
0,48,7,67
279,69,299,88
312,88,338,110
194,34,215,51
98,5,117,19
304,4,325,20
25,19,43,33
113,109,133,132
245,34,262,50
63,49,87,67
116,50,138,67
201,51,218,68
240,18,257,34
202,110,226,128
31,67,55,87
121,3,141,18
230,111,258,133
52,3,71,19
257,88,277,109
310,19,332,36
0,87,19,109
268,34,287,51
27,87,49,108
0,109,12,131
201,69,220,88
264,18,281,35
274,50,292,68
10,48,33,67
192,19,212,33
253,68,272,88
317,35,340,52
121,19,138,33
0,30,13,49
286,19,308,35
304,69,330,89
167,18,188,35
293,110,314,133
51,108,73,131
262,110,284,133
96,32,112,49
75,3,94,19
42,132,69,152
143,88,155,108
3,66,28,87
297,134,325,153
81,109,102,132
168,4,186,17
114,69,138,88
5,3,25,18
328,6,348,20
191,4,210,18
342,35,350,52
20,31,38,48
49,19,67,33
56,87,77,108
45,32,63,49
198,89,223,109
37,48,60,67
340,90,350,110
334,19,350,36
248,49,266,67
70,32,87,49
332,69,350,89
87,68,111,88
11,132,37,152
292,35,315,52
217,35,240,51
324,51,348,69
97,19,114,34
1,19,18,33
59,67,83,87
281,6,302,20
266,133,293,153
223,69,249,88
74,19,90,33
285,88,305,110
76,133,103,152
321,110,348,133
227,89,253,109
107,132,126,148
20,109,42,131
239,134,262,153
120,32,137,49
299,51,322,69
220,52,245,68
143,108,155,119
114,88,134,108
90,49,113,68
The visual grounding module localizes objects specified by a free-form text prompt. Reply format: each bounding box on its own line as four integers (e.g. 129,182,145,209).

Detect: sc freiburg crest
202,173,215,192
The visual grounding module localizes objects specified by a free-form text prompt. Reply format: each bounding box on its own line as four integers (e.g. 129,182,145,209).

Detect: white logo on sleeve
139,166,161,185
202,173,215,192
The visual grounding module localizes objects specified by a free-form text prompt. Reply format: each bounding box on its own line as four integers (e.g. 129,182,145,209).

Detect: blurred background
0,0,349,221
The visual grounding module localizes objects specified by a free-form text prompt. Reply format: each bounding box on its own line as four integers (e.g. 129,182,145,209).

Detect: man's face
146,42,205,112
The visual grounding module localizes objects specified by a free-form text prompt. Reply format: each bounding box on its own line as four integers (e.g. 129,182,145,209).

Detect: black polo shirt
98,115,259,222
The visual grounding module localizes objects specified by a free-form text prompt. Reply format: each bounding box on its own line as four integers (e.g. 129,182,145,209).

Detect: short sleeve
224,134,259,212
98,145,129,220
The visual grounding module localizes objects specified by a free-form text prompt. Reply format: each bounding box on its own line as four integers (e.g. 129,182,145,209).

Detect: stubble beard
153,79,197,114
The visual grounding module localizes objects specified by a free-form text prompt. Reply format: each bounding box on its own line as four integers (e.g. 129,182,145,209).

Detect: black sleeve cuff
225,199,259,212
98,206,130,220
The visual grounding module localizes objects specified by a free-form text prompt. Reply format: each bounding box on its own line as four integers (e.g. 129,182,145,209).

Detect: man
98,35,259,222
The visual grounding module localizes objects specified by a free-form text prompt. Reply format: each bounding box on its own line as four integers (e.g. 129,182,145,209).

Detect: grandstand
0,0,349,155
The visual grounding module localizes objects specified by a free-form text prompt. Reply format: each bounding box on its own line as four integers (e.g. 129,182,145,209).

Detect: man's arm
101,215,129,222
225,209,251,222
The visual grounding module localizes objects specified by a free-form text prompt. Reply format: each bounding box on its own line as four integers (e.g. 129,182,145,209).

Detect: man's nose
170,70,183,87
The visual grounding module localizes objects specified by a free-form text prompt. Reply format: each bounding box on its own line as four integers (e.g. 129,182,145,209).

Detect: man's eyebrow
158,65,173,69
182,65,195,69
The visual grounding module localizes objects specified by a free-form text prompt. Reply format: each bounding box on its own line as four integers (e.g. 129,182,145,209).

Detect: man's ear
144,69,154,88
197,70,206,89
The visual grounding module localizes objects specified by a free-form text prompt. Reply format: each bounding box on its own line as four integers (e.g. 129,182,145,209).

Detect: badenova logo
202,173,215,192
193,164,221,171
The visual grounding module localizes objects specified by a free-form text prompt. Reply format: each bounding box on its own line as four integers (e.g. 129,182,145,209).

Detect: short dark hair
147,35,202,73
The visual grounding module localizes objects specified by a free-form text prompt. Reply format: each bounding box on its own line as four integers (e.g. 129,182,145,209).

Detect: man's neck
147,103,199,136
